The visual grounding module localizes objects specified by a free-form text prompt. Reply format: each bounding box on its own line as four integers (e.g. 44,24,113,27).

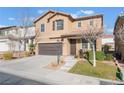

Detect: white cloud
105,27,114,34
71,11,81,18
37,10,44,14
71,14,78,18
71,10,95,18
8,17,15,21
80,10,95,15
29,17,35,21
0,25,5,27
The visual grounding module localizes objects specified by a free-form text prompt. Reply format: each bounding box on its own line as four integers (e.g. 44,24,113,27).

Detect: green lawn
69,61,119,80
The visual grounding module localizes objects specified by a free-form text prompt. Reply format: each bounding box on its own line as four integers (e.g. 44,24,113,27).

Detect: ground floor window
82,39,89,49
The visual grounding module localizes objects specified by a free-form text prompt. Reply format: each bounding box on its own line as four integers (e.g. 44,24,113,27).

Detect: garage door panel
38,43,62,55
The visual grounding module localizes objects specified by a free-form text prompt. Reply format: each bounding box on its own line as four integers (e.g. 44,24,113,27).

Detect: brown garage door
38,43,62,55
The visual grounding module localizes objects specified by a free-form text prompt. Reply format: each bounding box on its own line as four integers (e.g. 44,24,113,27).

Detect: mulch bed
44,61,65,70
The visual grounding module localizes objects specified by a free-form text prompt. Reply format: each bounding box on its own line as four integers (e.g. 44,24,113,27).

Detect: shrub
3,51,13,60
28,43,35,55
24,51,30,57
105,54,113,61
74,55,78,58
86,51,93,60
86,51,106,61
96,51,106,61
102,45,111,54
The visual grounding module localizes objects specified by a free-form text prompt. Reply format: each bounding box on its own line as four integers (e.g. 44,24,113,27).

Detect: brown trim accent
74,14,103,21
53,21,55,31
0,26,16,30
48,12,74,22
34,11,55,23
49,37,61,39
34,10,103,23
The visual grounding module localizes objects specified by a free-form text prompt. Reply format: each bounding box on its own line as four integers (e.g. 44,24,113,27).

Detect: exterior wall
102,38,114,45
102,37,114,49
96,38,102,51
62,38,70,56
76,39,82,56
35,14,72,44
0,39,9,52
71,17,102,32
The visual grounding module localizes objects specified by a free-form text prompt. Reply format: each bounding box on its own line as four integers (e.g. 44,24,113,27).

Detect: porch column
88,43,90,50
35,43,39,55
62,38,70,56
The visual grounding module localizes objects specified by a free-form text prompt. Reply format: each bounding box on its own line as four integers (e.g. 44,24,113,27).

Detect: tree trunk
92,44,96,67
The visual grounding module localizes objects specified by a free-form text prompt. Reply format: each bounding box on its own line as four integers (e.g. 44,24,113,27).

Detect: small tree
81,27,103,67
20,14,33,51
16,13,33,57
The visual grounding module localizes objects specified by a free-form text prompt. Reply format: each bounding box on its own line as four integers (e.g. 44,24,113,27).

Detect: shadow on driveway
0,72,48,85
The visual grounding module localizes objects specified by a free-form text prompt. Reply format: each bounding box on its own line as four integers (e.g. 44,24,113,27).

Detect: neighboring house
34,10,103,56
0,26,35,53
114,14,124,60
102,34,114,50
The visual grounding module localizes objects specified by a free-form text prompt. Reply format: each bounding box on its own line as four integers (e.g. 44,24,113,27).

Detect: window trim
77,21,81,28
41,24,45,32
54,19,64,31
89,19,94,27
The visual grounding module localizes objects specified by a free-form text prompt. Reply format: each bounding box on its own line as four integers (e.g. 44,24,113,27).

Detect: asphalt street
0,72,48,85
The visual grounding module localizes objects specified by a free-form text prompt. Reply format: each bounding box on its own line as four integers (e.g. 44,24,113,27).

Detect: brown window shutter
53,21,55,31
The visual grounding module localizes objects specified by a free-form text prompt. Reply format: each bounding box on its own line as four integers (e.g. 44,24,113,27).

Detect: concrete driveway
0,55,58,84
0,55,57,70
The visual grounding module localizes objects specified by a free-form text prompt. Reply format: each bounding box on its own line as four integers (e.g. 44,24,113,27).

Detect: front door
70,39,76,55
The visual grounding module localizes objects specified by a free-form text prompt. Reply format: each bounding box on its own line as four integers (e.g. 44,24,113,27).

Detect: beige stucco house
34,10,103,56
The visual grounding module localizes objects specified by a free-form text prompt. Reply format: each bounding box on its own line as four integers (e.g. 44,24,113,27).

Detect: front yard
69,60,119,81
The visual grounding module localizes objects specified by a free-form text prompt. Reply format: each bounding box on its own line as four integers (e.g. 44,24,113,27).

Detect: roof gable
47,12,74,22
34,10,103,24
34,11,55,23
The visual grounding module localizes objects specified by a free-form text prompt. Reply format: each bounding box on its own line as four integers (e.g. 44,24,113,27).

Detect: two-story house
34,10,103,56
0,26,35,53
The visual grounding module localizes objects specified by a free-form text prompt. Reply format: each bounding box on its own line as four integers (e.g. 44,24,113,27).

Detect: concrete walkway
60,56,77,71
0,55,123,85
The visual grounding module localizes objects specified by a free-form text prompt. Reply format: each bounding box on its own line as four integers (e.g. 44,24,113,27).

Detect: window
56,20,64,30
78,21,81,28
41,24,45,32
82,39,88,49
89,20,94,27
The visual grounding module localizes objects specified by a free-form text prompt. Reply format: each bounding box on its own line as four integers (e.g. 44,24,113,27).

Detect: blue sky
0,7,124,34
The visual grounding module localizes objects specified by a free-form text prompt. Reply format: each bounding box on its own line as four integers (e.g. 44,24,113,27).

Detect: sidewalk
0,67,122,85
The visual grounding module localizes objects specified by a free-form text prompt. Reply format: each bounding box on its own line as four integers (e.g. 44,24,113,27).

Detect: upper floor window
77,21,81,28
41,24,45,32
89,20,94,27
53,20,64,31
